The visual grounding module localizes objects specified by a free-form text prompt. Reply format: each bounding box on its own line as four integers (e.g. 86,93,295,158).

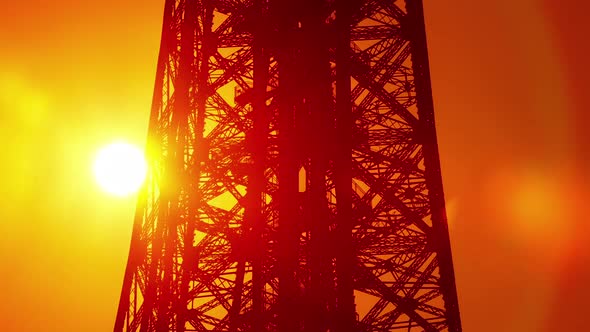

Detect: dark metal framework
114,0,462,331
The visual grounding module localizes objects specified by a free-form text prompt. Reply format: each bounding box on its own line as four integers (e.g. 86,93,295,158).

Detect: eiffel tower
114,0,462,331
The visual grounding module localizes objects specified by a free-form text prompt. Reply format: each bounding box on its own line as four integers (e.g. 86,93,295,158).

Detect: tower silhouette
114,0,462,331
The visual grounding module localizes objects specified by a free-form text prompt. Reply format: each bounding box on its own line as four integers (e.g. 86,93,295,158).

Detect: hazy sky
0,1,588,331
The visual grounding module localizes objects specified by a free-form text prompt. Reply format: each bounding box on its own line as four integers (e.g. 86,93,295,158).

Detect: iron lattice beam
114,1,462,331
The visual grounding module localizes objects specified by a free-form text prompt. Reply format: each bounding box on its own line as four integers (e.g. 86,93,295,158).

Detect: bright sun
93,141,147,197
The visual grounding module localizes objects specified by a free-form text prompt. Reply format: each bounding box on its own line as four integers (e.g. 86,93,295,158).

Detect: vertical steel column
276,1,302,332
302,1,332,331
334,0,356,331
405,0,462,331
247,1,271,331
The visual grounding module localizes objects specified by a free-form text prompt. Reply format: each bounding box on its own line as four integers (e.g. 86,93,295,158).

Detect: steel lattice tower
114,0,462,331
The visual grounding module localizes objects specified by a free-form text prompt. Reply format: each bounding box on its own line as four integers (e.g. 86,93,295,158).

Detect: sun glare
93,141,147,197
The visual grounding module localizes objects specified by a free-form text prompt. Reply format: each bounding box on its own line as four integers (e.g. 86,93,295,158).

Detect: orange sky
0,1,588,331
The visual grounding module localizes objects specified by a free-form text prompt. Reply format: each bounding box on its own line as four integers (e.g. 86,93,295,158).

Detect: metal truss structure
114,0,462,331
